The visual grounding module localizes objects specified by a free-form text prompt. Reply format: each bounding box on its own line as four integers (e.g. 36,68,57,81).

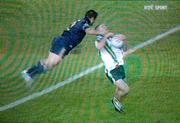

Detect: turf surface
0,0,179,123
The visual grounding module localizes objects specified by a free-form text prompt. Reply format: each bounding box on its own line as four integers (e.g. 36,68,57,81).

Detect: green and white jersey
95,36,124,71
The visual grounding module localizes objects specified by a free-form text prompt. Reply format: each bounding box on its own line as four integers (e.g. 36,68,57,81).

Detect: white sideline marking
0,25,179,112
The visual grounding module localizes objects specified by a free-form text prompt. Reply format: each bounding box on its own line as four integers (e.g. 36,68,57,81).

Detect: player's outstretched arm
85,28,102,35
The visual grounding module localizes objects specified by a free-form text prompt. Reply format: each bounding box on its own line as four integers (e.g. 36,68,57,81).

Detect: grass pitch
0,0,179,123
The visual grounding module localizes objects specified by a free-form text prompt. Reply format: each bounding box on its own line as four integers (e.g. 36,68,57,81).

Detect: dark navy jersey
61,17,91,50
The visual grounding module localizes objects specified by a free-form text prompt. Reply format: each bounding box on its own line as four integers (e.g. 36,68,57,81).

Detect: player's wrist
105,32,114,38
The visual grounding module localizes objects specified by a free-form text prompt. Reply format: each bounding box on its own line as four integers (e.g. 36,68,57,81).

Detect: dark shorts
106,65,125,83
50,37,70,56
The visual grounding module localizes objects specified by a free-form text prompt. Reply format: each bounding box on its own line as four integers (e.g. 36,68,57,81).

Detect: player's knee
46,62,56,70
44,58,62,70
121,80,129,94
43,59,53,70
124,85,129,94
46,63,53,70
45,52,63,69
116,79,129,94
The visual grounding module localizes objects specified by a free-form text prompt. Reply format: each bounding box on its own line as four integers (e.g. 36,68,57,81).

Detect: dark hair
85,10,98,19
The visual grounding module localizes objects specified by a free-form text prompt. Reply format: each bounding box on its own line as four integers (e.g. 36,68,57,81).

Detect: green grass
0,0,180,123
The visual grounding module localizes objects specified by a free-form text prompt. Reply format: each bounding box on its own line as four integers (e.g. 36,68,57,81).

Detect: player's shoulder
79,17,91,31
74,17,90,28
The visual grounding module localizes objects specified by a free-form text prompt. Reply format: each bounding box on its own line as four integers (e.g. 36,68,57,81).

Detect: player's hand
105,32,114,38
115,34,126,41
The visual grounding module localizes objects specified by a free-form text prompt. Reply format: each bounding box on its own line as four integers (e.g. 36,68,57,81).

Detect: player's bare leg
114,88,124,101
112,79,129,112
43,50,64,69
114,79,129,100
21,48,66,86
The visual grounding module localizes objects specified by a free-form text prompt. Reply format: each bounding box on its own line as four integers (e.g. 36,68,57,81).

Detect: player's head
95,24,109,35
85,10,98,25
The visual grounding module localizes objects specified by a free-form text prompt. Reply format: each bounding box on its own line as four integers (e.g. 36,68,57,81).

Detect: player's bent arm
116,34,126,41
85,28,101,35
116,34,128,51
95,39,106,50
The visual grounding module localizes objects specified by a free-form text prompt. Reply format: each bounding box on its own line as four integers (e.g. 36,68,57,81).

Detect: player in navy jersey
21,10,103,83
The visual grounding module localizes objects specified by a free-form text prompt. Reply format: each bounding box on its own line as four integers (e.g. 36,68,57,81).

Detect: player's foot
21,70,33,87
112,97,123,112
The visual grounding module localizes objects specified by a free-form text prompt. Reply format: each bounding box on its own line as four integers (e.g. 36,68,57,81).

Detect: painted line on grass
0,25,179,112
